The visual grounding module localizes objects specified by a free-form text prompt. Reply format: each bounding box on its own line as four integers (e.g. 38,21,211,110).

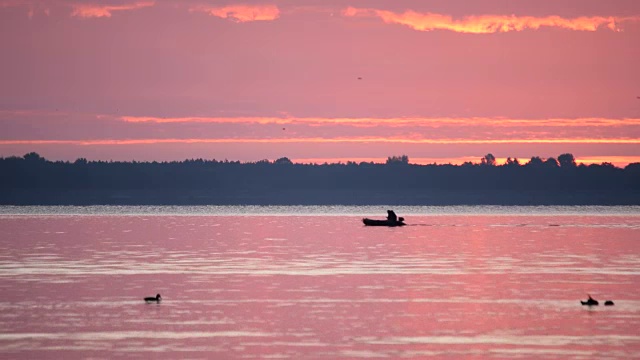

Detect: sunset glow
0,0,638,165
189,4,280,22
119,115,640,128
3,3,640,357
343,7,639,33
291,156,640,167
1,137,637,146
70,1,155,18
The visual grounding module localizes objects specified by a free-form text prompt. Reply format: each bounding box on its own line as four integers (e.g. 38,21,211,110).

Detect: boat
362,218,406,227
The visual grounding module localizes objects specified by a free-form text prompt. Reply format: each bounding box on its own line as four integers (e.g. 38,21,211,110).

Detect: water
1,206,639,359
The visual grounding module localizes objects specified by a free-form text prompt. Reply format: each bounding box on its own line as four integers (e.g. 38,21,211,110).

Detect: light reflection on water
0,208,639,358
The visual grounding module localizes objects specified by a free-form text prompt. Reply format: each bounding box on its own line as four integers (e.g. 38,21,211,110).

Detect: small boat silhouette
362,218,406,226
363,210,406,227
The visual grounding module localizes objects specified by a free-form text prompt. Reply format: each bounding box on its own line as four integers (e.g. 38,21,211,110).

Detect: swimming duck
580,294,598,306
604,300,614,306
144,294,161,303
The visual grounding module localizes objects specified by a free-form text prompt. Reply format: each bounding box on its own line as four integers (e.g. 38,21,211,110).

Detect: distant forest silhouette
1,152,639,205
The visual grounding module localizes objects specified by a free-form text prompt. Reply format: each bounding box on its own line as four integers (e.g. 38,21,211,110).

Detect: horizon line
6,153,639,168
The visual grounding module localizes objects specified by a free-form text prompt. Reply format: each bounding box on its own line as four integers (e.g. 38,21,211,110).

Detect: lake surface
1,206,639,359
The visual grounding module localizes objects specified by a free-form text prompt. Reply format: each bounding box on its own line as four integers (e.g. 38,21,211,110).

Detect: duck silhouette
144,294,161,303
604,300,614,306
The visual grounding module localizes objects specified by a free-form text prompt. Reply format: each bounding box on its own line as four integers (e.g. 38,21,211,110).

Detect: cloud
0,0,155,18
1,137,637,145
0,0,34,8
70,1,155,18
189,4,280,22
0,0,49,18
342,7,639,33
3,111,638,143
2,111,638,166
119,115,640,129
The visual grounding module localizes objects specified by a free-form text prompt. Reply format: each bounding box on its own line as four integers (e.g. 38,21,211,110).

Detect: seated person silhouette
387,210,398,223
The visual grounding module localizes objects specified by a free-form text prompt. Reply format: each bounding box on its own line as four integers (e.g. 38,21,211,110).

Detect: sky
1,0,639,166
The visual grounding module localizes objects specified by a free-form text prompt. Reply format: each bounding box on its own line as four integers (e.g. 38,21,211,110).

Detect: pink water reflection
0,214,639,358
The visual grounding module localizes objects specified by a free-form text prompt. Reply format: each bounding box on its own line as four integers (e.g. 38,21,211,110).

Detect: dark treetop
1,153,639,205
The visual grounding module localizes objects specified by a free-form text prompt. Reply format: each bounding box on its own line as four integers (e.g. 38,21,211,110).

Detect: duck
604,300,614,306
580,294,598,306
144,294,162,303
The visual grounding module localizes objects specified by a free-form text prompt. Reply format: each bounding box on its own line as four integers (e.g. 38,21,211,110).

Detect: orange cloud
121,115,292,124
70,1,154,18
343,7,639,33
189,4,279,22
1,137,637,145
120,115,640,128
0,0,155,18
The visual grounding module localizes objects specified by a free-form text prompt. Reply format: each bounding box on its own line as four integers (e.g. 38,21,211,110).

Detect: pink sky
0,0,639,165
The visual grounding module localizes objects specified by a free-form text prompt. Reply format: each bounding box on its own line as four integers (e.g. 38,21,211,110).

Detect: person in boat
362,211,406,226
387,210,398,223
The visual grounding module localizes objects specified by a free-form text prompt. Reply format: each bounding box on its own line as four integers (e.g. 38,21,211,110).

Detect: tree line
1,152,639,205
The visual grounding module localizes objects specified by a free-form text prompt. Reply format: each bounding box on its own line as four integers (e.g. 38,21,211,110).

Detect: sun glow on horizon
0,2,639,168
2,152,638,167
1,137,638,145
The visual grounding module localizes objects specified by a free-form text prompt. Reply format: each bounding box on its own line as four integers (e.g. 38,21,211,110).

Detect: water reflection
0,213,639,358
